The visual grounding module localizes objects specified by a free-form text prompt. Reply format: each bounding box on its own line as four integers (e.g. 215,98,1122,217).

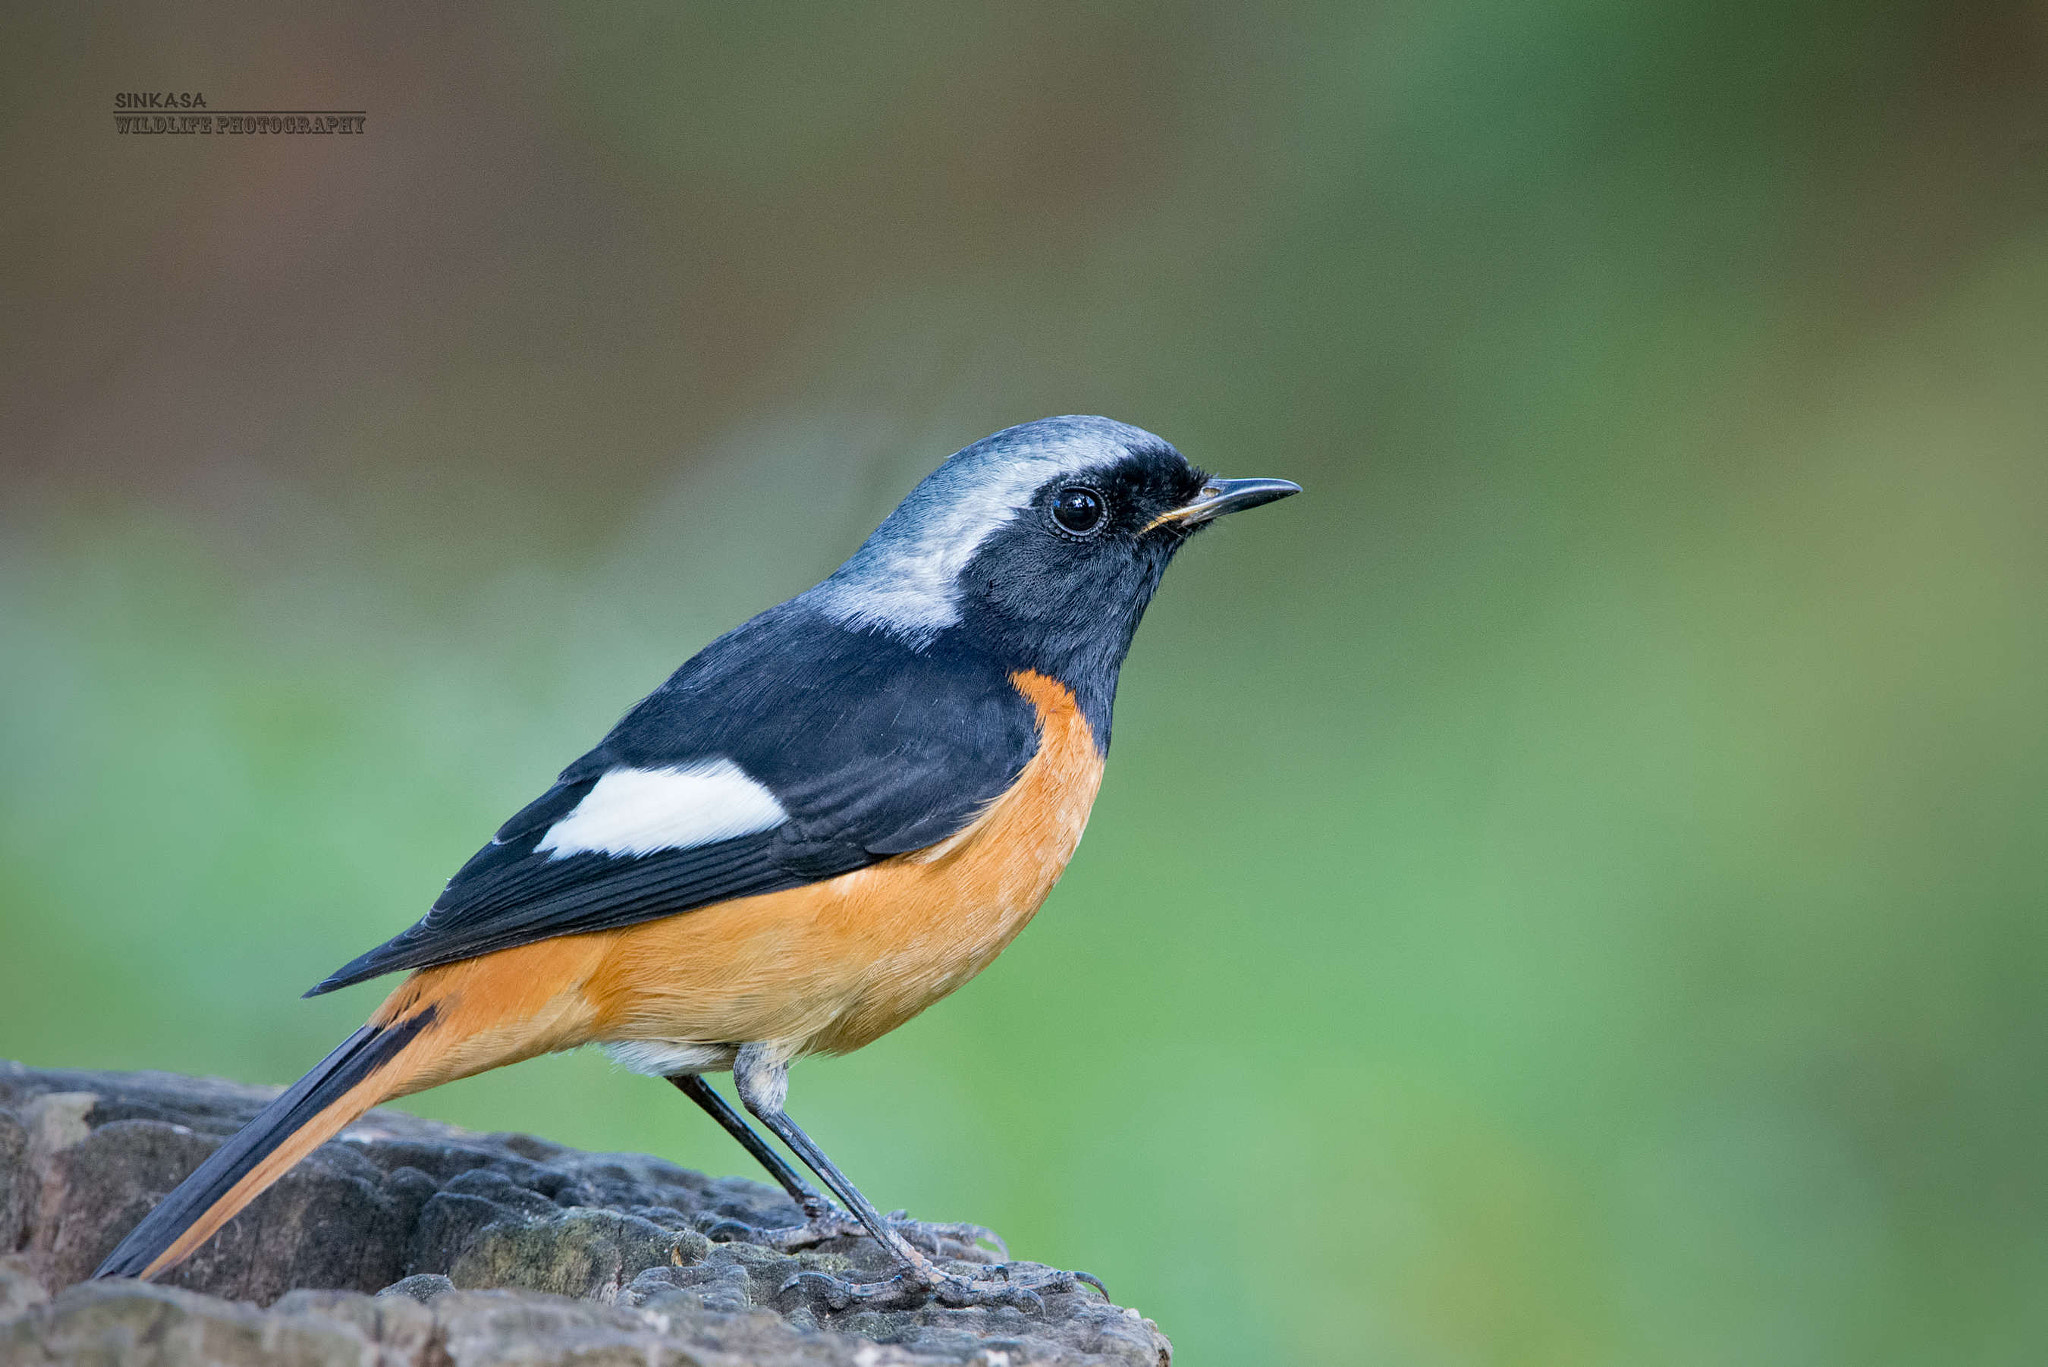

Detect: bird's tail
91,1005,439,1281
93,934,613,1283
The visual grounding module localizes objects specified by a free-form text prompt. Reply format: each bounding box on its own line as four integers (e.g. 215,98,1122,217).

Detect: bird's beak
1148,476,1302,531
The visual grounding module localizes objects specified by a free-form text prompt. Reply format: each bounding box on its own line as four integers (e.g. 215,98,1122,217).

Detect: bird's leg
667,1072,1003,1260
669,1073,834,1221
731,1045,1103,1313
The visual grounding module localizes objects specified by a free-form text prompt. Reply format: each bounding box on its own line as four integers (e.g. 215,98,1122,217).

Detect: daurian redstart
95,415,1299,1309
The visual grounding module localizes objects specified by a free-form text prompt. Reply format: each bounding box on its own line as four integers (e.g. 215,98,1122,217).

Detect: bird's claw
776,1260,1107,1315
883,1209,1010,1261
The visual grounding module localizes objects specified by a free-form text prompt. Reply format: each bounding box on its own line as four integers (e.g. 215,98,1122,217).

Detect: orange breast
576,668,1105,1059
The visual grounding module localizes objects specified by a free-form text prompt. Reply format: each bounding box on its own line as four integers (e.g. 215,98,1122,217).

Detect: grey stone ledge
0,1061,1169,1366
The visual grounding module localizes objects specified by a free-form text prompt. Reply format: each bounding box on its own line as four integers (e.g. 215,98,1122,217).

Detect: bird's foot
778,1259,1108,1315
704,1207,1006,1262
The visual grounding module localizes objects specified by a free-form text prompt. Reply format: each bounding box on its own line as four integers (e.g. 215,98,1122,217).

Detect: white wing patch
537,760,788,860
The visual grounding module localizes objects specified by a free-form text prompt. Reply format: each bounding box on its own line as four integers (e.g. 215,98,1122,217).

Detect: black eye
1050,485,1107,536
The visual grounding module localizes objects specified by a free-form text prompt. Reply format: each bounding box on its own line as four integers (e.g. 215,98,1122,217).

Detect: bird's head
807,416,1298,704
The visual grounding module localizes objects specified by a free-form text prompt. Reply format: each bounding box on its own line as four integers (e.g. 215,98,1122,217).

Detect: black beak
1151,476,1302,530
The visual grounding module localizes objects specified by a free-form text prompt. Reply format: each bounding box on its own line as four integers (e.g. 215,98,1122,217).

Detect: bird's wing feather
309,612,1039,994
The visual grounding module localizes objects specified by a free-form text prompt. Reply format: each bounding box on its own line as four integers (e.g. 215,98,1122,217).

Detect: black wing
309,607,1039,994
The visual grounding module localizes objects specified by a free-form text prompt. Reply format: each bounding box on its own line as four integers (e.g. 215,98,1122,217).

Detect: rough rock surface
0,1062,1169,1365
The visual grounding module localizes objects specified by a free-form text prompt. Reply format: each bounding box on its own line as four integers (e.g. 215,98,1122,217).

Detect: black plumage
311,615,1043,992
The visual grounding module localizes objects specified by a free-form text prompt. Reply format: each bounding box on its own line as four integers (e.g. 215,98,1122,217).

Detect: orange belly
584,668,1104,1058
374,669,1104,1087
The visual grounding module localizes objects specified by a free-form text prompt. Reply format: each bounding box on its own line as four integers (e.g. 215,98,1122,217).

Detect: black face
952,445,1213,734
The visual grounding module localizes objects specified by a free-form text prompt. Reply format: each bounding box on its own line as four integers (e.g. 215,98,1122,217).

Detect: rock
0,1062,1169,1366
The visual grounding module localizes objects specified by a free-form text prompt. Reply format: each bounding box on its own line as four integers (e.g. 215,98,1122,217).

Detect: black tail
94,1009,435,1280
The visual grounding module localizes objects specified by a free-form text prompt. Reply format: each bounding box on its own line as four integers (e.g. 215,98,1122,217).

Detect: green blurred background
4,3,2047,1362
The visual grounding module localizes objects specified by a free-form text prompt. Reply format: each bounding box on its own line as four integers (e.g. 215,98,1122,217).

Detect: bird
92,415,1299,1310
